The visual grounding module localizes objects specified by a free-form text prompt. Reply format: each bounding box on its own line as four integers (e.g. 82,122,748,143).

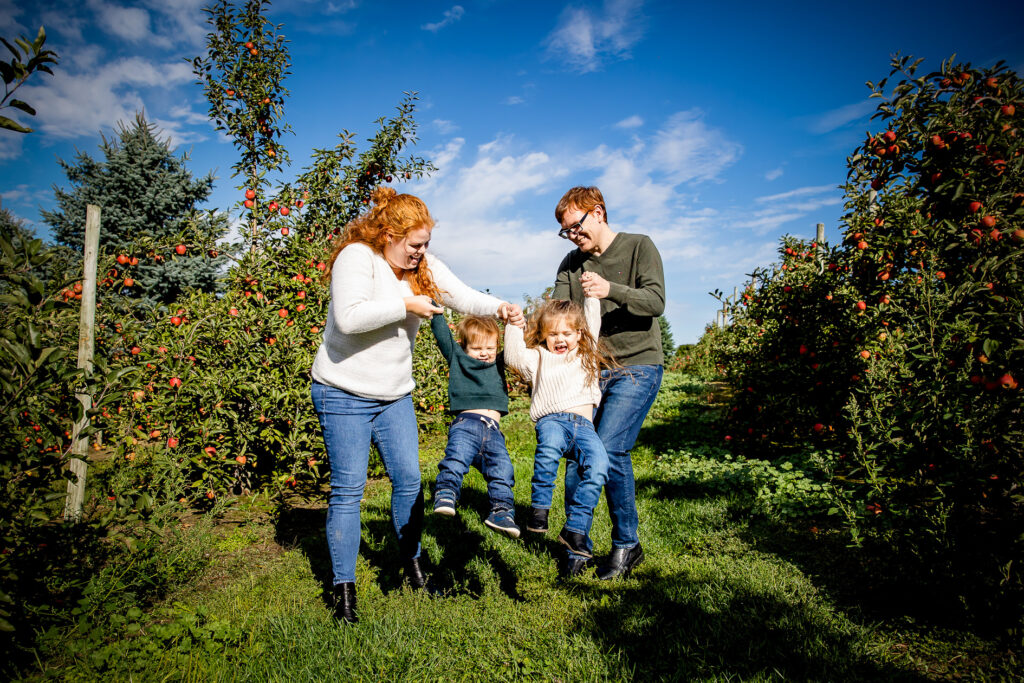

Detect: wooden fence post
64,204,100,522
816,223,825,246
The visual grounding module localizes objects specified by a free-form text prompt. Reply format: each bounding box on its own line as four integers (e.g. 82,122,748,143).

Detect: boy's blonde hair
457,315,500,349
525,300,612,380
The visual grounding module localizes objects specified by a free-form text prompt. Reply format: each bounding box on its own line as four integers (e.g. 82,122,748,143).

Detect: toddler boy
429,312,519,538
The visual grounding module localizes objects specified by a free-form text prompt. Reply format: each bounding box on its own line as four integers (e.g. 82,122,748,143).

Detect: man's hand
580,271,610,299
498,302,526,328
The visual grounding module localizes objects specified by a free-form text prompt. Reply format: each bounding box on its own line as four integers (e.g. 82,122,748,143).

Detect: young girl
503,296,611,577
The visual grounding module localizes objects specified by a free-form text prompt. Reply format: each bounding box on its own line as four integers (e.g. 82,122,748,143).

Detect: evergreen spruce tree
41,113,228,304
659,315,675,356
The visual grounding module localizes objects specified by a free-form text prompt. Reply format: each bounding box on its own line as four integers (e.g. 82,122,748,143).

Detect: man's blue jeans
565,365,663,549
434,413,515,511
533,412,609,556
311,381,423,585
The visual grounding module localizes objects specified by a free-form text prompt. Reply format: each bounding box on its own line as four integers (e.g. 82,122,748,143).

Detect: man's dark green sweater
552,232,665,367
429,314,509,415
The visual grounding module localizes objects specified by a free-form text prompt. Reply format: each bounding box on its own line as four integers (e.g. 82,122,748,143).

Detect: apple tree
104,0,436,501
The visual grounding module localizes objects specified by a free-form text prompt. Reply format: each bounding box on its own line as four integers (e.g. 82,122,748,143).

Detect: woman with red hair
312,186,522,624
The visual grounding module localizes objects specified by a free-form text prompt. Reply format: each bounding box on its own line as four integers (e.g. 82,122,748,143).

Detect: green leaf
32,26,46,51
6,99,35,116
0,116,32,134
0,37,20,60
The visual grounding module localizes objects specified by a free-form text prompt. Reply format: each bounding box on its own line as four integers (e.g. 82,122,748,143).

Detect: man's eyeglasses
558,210,590,239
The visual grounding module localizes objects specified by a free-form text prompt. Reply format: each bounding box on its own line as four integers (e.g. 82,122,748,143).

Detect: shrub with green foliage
707,55,1023,627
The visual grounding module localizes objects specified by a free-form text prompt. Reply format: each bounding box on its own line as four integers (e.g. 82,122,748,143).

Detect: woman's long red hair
321,186,443,301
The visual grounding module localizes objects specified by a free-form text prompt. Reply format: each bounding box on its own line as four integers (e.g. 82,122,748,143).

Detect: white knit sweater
503,297,602,423
312,243,503,400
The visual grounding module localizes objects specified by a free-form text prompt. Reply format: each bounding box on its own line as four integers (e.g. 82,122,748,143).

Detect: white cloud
18,57,197,141
735,184,842,234
0,0,27,36
808,99,876,134
544,0,645,73
1,183,50,204
412,136,571,290
144,0,209,48
326,0,358,13
89,0,152,43
614,114,643,129
648,110,743,185
756,184,836,203
505,95,524,105
433,119,459,134
422,5,465,32
765,167,783,181
0,133,25,160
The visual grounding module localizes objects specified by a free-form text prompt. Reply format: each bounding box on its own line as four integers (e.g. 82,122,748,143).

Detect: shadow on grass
572,567,926,682
273,486,532,604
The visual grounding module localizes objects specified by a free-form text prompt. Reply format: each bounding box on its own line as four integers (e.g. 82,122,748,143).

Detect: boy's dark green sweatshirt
429,314,509,415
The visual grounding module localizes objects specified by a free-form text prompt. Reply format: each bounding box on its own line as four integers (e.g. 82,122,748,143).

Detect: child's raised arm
502,320,538,384
583,296,601,340
429,312,455,363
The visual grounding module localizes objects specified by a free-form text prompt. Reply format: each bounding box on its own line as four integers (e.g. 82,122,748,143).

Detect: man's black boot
597,543,645,580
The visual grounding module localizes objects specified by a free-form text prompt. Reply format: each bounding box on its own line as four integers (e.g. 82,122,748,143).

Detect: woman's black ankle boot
332,582,357,624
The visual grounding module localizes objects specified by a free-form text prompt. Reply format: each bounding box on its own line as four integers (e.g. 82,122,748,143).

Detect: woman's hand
580,271,610,299
404,296,444,319
498,302,525,328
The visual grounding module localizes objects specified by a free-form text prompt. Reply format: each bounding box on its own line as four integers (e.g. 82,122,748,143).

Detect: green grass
20,372,1020,681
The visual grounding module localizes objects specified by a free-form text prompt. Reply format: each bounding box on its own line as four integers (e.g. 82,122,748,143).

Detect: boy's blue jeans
564,365,663,550
532,412,609,557
434,413,515,511
311,381,422,585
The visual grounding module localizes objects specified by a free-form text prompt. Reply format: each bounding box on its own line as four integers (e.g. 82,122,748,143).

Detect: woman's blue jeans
533,412,609,556
311,381,423,585
564,364,663,550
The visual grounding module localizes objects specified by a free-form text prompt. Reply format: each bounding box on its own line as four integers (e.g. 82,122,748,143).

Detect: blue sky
3,0,1023,343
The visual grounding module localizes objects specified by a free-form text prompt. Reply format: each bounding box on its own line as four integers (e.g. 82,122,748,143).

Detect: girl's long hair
524,299,616,382
321,186,443,301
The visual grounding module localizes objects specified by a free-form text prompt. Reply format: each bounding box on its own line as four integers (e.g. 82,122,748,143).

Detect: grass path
33,373,1016,681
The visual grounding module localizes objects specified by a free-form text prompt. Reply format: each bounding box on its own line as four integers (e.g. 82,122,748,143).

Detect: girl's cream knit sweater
503,297,602,423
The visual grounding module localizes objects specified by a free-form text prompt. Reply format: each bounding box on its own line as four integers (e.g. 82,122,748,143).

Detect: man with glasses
550,185,665,580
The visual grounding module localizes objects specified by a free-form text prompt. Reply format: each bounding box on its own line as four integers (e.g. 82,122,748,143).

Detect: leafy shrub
707,55,1023,628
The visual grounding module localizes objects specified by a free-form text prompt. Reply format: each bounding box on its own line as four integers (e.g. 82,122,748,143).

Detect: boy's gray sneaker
433,490,456,516
484,508,521,538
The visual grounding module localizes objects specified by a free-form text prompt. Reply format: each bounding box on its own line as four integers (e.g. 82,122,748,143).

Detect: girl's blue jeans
311,381,423,585
564,364,663,549
532,412,609,556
